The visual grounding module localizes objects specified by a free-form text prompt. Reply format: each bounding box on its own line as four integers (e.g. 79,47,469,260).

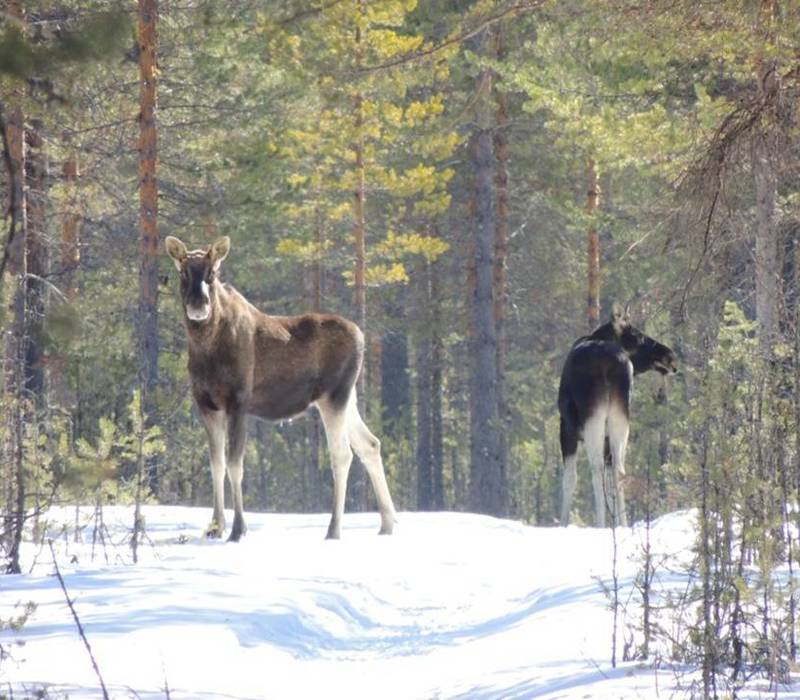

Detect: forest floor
1,505,798,699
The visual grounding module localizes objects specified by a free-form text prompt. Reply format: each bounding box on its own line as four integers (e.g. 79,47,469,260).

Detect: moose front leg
226,405,248,542
200,407,227,538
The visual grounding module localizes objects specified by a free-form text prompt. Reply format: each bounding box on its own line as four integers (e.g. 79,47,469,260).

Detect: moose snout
654,352,678,375
186,303,210,322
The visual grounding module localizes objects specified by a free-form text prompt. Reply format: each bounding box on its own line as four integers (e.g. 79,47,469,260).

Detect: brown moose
165,235,396,541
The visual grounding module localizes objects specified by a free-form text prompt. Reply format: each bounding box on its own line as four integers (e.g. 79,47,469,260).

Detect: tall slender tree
468,61,506,517
585,157,600,330
137,0,160,492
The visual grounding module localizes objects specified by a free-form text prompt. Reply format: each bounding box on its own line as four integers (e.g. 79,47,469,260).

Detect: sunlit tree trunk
137,0,160,492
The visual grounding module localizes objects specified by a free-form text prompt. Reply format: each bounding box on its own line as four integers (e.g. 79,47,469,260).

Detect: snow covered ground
0,506,797,699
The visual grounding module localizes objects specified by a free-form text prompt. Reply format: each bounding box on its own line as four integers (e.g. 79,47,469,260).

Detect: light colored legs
560,452,578,526
317,392,396,539
318,396,354,540
583,413,608,528
347,398,396,535
199,406,248,541
607,404,630,528
567,405,630,529
226,409,248,541
201,409,227,538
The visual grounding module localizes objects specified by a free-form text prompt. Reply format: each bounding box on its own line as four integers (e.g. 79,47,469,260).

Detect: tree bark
348,4,368,511
416,260,433,510
382,325,410,440
586,157,601,331
430,257,445,510
3,0,27,575
752,137,780,349
752,0,780,350
493,26,510,488
468,66,507,517
306,208,324,512
137,0,160,493
24,120,47,404
61,157,80,301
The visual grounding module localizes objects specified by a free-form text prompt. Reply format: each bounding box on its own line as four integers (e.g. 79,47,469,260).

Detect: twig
48,540,111,700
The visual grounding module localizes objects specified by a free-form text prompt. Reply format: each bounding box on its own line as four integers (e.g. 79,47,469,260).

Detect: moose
165,235,397,541
558,305,677,528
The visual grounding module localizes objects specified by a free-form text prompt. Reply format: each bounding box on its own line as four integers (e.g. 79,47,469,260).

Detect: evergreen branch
276,0,347,26
356,1,546,74
48,540,111,700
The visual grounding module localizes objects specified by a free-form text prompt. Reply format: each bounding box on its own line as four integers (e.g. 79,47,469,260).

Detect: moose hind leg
607,403,630,528
318,397,354,540
559,417,579,526
583,411,607,528
347,397,396,535
226,408,248,542
201,408,227,538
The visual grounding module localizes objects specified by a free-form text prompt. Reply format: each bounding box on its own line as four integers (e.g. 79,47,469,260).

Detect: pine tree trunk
352,10,367,398
430,257,445,510
382,324,410,440
24,120,47,405
3,0,27,575
586,157,601,330
61,157,80,301
493,26,510,492
306,211,324,512
349,6,368,511
752,134,779,348
416,260,433,510
137,0,160,493
468,66,506,517
753,0,779,350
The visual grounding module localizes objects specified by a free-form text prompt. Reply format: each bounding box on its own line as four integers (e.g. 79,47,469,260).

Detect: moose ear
611,301,628,334
208,236,230,270
165,236,187,270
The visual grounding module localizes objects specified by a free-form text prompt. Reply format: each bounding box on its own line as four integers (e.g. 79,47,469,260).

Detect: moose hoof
205,523,224,539
378,524,393,536
228,525,247,543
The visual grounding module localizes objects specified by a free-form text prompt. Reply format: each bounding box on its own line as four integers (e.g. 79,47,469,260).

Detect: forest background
2,0,800,691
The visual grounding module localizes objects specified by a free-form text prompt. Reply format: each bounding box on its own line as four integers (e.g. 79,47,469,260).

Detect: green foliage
63,391,164,504
0,6,130,82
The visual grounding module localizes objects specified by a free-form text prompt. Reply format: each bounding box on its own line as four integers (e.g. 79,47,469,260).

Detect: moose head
165,236,230,323
595,304,678,376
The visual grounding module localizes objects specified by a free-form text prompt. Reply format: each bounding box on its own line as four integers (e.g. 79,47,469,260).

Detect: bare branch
48,540,111,700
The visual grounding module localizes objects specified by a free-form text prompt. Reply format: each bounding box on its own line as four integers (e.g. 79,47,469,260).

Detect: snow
0,506,796,699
